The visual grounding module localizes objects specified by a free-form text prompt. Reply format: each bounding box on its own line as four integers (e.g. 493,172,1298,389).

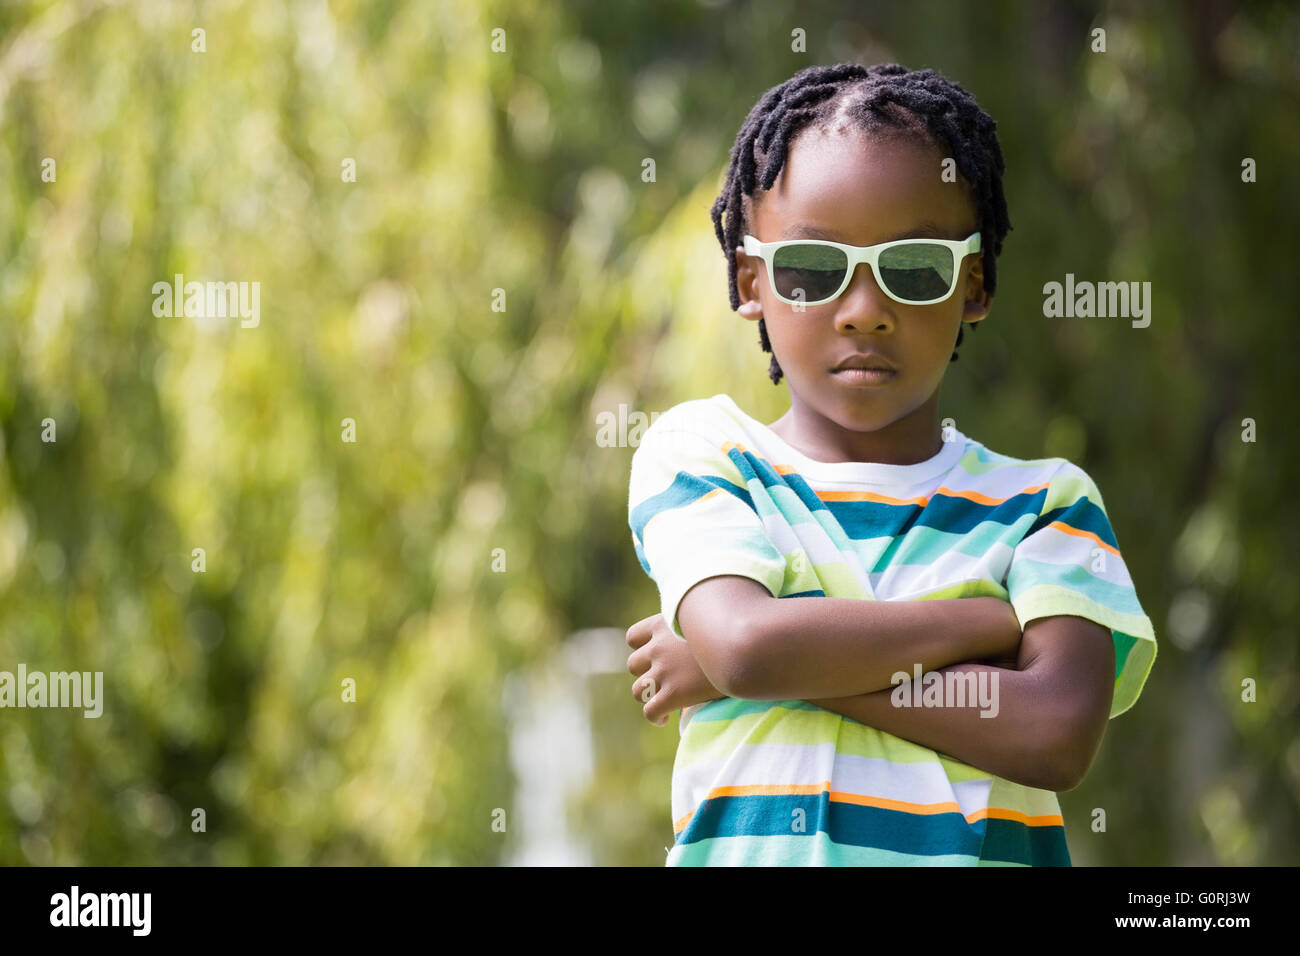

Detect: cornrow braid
710,62,1012,384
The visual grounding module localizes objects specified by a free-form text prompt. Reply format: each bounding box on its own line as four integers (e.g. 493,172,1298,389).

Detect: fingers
630,673,657,703
642,686,670,727
625,614,670,725
625,614,658,650
629,674,670,726
626,614,662,675
626,643,648,677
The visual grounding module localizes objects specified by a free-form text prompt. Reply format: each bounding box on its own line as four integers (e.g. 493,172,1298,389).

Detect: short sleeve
1005,462,1157,718
628,412,788,641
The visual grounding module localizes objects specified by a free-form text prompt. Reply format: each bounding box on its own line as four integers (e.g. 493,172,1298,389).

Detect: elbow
678,624,753,700
719,658,760,700
1045,757,1087,793
674,578,777,699
1037,723,1095,792
712,646,761,701
695,644,746,699
1021,751,1079,794
1056,739,1101,792
711,609,771,700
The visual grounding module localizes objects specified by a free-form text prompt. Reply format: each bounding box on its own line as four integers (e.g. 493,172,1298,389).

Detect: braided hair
710,62,1011,384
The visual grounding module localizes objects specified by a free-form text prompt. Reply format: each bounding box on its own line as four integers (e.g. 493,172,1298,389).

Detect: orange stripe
937,482,1050,506
723,443,1059,514
1045,520,1120,556
703,451,1102,555
817,481,1050,508
715,446,1117,560
702,478,1058,513
819,489,931,506
829,791,964,816
671,784,1065,833
967,806,1066,826
709,782,830,798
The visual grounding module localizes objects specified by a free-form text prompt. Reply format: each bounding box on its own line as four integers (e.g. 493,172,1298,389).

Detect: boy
626,63,1157,866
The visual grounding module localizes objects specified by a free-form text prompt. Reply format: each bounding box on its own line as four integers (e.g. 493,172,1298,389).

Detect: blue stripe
1025,495,1118,549
689,697,823,723
675,792,1069,865
1010,558,1146,615
629,471,755,542
872,512,1028,573
633,537,651,576
823,487,1050,541
637,454,1107,552
731,450,831,516
981,816,1072,866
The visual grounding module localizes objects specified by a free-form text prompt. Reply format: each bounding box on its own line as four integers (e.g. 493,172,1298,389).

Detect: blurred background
1,0,1297,865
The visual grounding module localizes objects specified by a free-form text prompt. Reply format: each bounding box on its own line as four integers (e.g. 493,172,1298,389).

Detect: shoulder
628,395,758,501
955,437,1105,512
641,394,737,444
634,394,744,462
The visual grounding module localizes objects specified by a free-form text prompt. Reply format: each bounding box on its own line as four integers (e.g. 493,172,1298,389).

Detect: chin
819,396,900,432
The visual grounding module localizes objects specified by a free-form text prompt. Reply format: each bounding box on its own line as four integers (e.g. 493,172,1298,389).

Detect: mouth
831,367,897,386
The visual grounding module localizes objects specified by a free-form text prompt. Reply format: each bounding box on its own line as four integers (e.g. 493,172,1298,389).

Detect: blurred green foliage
0,0,1297,865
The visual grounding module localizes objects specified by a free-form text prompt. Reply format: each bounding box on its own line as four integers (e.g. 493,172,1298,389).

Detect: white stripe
870,539,1016,599
1012,524,1135,589
671,738,1001,824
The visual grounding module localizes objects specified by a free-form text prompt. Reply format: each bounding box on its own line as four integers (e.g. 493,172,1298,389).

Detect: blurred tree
0,0,1296,866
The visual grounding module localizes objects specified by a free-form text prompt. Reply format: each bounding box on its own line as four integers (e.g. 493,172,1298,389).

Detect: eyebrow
782,220,952,242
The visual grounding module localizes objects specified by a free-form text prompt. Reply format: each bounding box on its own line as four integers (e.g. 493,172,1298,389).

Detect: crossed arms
625,575,1115,792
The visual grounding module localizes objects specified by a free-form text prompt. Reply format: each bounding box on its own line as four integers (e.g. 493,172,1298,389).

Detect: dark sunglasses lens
878,244,955,301
772,244,848,303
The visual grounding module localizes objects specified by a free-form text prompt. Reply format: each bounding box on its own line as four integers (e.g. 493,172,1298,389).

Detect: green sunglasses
743,231,982,307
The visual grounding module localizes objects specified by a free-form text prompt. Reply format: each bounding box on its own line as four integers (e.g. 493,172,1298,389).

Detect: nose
833,262,896,333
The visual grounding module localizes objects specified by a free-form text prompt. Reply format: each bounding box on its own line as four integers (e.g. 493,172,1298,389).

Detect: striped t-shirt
627,392,1157,866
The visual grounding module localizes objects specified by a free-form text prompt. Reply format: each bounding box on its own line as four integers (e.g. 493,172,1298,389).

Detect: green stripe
876,515,1032,569
680,703,987,767
669,833,989,866
958,445,1059,477
1012,584,1154,639
796,560,869,598
885,577,1010,602
1010,561,1146,616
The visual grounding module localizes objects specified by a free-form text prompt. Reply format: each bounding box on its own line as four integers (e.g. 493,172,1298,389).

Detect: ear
962,252,993,324
734,245,764,321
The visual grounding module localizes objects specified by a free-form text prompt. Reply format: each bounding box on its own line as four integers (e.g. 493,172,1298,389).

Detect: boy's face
735,127,992,465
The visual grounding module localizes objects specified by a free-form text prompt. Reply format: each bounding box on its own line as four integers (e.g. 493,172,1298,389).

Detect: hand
626,613,727,725
967,599,1022,669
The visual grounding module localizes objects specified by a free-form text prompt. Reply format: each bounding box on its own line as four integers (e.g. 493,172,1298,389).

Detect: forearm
806,661,1078,791
734,595,1021,700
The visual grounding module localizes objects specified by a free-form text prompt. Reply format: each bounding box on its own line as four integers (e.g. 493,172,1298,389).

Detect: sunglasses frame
742,231,983,307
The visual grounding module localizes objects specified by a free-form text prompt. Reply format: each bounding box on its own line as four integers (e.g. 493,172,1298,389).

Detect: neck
771,389,944,466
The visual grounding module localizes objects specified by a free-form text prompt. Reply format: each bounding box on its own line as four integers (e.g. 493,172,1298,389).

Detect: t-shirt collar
713,393,966,486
